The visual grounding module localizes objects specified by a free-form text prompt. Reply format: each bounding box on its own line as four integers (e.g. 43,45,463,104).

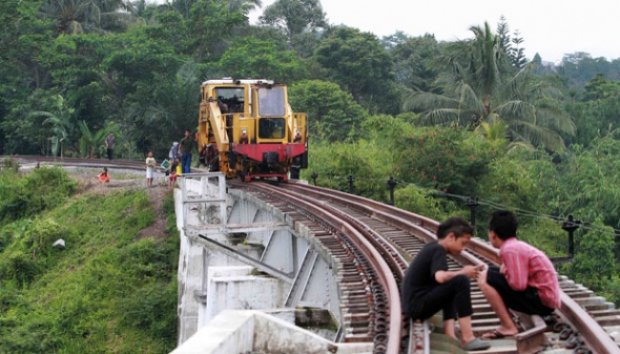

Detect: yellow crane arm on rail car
208,101,229,149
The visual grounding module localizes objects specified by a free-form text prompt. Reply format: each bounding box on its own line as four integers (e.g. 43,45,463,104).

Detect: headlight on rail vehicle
294,129,301,142
241,128,248,143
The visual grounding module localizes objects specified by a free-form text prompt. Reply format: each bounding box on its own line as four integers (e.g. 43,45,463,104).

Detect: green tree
510,30,527,69
216,36,307,82
394,184,448,221
568,75,620,145
314,26,398,114
122,61,200,157
397,127,497,195
496,16,511,57
558,52,619,90
0,0,55,154
259,0,327,42
184,0,260,60
2,91,53,155
568,219,615,291
304,139,393,200
40,0,137,34
476,149,560,214
78,120,117,158
387,33,442,92
103,27,181,99
404,23,575,152
5,93,75,157
558,136,620,228
37,34,116,129
289,80,368,141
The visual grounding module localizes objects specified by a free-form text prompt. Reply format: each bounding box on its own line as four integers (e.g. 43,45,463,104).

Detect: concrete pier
173,173,367,352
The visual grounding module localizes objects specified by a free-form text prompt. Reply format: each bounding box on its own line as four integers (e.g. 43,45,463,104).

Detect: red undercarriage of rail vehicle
196,78,308,182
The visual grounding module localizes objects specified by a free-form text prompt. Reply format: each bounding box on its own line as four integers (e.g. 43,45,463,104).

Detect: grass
0,168,179,353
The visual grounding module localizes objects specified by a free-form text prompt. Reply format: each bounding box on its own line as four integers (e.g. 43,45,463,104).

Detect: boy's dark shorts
486,266,554,316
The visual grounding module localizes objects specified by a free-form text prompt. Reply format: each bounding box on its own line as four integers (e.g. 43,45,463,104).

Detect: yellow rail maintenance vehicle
197,78,308,181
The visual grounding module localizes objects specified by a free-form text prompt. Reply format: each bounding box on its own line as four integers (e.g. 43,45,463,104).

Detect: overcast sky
251,0,620,63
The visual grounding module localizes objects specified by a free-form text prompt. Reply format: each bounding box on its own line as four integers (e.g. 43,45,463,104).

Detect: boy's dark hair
489,210,518,240
436,217,474,239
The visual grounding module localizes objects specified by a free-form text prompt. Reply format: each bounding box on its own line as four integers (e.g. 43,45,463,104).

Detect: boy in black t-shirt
401,217,490,351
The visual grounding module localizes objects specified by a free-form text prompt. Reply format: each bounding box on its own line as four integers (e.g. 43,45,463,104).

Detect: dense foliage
0,167,179,353
1,0,620,320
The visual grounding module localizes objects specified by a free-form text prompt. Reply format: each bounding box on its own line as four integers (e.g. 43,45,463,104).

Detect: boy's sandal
481,329,516,339
462,337,491,351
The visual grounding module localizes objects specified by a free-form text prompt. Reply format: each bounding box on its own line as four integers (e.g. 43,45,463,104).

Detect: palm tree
41,0,135,34
227,0,262,14
403,22,575,152
171,0,261,18
78,120,115,158
44,116,70,158
259,0,327,42
27,94,75,158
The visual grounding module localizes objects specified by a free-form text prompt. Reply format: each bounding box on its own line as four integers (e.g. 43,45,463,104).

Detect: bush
1,157,20,172
394,184,450,221
518,216,566,258
22,218,68,258
24,167,77,212
0,251,41,288
398,127,497,195
0,167,76,223
0,171,29,222
121,281,177,342
121,239,175,279
566,219,615,291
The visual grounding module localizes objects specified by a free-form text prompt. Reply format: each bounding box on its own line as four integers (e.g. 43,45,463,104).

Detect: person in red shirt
97,167,110,183
478,210,561,339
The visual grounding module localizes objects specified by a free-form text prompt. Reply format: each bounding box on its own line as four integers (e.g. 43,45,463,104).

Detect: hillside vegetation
0,166,178,353
2,0,620,312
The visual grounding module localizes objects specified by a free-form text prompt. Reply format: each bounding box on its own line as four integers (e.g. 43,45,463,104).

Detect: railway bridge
171,172,620,354
9,158,620,354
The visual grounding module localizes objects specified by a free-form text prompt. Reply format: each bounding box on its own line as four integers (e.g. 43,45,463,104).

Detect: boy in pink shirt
478,210,561,339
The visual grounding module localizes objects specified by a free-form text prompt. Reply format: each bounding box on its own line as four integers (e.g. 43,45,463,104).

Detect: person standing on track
179,129,193,174
145,151,156,187
401,217,490,351
105,133,115,160
168,141,179,162
477,210,561,339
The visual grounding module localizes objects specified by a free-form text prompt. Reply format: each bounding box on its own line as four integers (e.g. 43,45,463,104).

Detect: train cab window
259,118,285,139
214,88,244,113
258,87,285,117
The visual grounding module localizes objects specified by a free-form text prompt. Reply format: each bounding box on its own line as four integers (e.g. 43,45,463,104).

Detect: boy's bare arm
435,265,479,283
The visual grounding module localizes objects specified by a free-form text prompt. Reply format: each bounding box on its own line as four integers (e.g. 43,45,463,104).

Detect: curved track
241,181,620,354
7,156,620,354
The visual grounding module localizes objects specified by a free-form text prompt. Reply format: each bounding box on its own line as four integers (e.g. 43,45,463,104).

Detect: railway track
7,156,620,353
236,180,620,354
7,155,146,171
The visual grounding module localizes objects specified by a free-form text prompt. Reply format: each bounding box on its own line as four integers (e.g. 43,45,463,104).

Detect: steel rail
290,181,620,354
251,182,403,354
8,155,147,171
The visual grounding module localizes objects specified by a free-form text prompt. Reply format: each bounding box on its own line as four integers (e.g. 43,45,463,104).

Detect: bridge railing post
180,172,228,234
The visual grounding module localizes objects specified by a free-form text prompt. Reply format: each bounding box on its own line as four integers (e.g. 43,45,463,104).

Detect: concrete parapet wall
171,310,255,354
172,310,373,354
205,267,286,323
175,175,345,349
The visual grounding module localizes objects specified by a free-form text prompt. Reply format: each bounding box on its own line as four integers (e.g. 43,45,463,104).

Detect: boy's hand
462,265,479,279
477,267,488,286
